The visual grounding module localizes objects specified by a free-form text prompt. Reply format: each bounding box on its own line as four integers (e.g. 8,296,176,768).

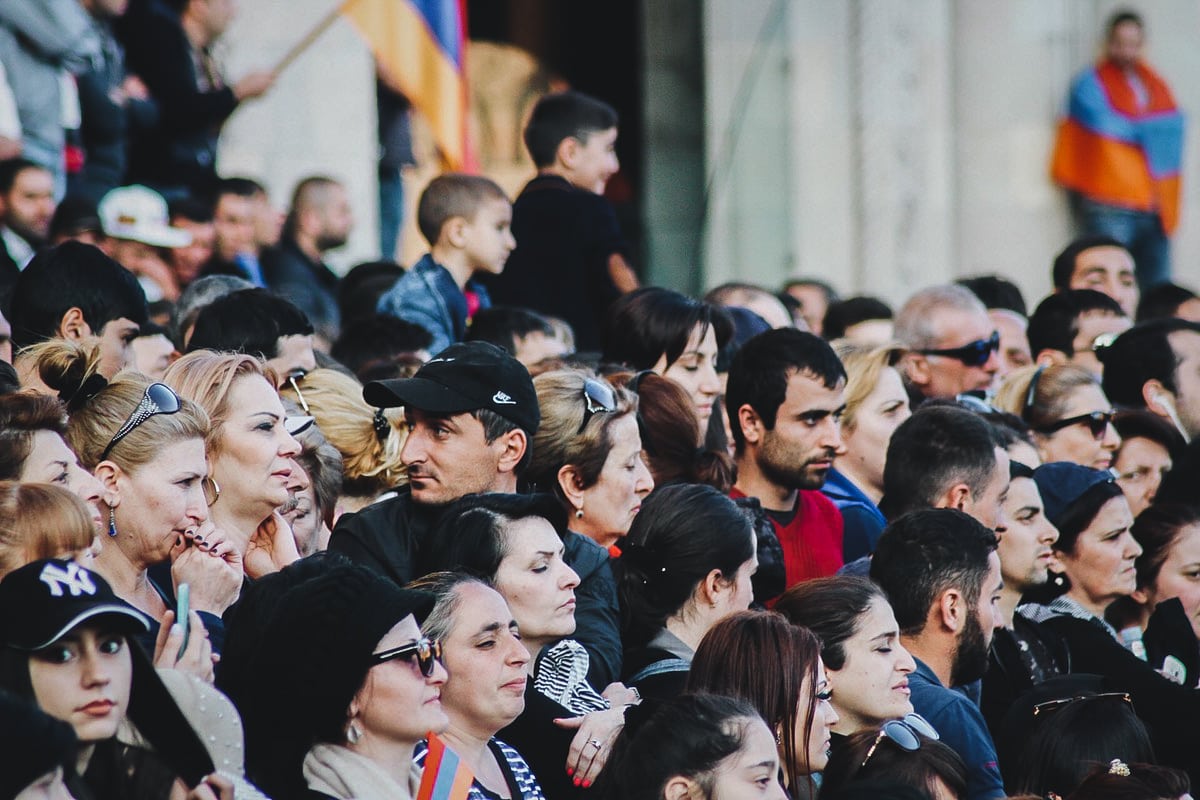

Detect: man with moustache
871,508,1007,800
329,341,622,686
727,328,848,587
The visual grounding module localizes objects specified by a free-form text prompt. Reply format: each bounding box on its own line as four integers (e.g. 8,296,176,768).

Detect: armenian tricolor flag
1050,60,1185,233
340,0,473,170
416,732,474,800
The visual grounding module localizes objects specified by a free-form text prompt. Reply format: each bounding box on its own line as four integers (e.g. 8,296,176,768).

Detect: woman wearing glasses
428,494,635,798
820,718,966,800
38,342,238,676
235,561,448,799
407,572,548,800
529,370,654,552
278,367,407,516
994,363,1121,471
601,287,732,435
774,578,917,744
164,351,305,579
528,370,653,688
616,483,757,702
687,611,840,794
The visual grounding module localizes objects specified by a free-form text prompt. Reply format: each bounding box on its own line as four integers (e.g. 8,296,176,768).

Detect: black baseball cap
363,341,540,434
0,559,150,650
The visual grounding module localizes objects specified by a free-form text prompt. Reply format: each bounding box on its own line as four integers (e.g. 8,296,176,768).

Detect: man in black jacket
329,341,623,686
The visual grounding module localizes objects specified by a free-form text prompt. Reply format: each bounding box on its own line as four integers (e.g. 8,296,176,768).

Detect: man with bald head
895,284,1000,403
264,175,354,345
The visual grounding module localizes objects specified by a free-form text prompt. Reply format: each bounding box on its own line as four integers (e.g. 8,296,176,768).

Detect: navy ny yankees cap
0,559,150,650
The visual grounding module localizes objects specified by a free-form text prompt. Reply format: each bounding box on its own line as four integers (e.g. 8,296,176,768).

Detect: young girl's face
29,623,132,743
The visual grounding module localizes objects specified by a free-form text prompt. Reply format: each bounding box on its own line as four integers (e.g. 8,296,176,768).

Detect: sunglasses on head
577,378,617,434
860,713,939,769
371,637,442,677
1032,692,1132,717
1035,410,1116,439
100,383,182,461
286,368,310,414
918,331,1000,367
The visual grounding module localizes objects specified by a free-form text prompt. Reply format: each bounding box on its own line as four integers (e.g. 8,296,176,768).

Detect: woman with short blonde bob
824,342,911,561
165,351,304,579
279,366,405,516
0,482,99,579
995,363,1121,471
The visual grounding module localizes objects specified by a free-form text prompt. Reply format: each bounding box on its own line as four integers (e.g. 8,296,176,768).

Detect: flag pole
272,2,346,75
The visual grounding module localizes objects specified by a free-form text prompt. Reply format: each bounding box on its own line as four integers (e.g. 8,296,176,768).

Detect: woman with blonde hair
0,481,99,579
164,350,304,579
824,342,911,561
526,369,654,689
35,339,233,675
279,367,405,516
995,363,1121,470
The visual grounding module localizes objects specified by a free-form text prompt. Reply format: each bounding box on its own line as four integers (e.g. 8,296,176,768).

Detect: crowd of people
2,3,1200,800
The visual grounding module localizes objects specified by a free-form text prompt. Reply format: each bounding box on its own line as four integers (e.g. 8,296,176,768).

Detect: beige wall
701,0,1200,307
215,0,378,275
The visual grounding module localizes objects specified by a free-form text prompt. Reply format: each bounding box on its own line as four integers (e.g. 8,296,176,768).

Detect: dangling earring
107,507,118,538
575,506,584,520
346,721,362,744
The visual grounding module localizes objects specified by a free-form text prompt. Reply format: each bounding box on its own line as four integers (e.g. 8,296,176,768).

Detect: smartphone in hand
176,583,190,661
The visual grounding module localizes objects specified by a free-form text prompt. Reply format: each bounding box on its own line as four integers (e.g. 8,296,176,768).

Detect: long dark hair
598,693,762,800
688,611,822,791
602,287,732,370
614,484,755,647
775,576,889,670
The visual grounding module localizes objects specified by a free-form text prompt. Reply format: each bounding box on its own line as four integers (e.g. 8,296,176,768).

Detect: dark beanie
240,562,433,797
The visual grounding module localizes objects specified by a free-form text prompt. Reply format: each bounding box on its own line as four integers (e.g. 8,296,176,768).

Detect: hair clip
1108,759,1131,777
60,373,109,412
373,409,390,442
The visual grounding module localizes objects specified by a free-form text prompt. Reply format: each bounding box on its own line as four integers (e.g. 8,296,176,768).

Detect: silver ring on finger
588,738,602,749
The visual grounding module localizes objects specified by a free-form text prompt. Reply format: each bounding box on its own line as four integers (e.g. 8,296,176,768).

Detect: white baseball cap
99,185,192,248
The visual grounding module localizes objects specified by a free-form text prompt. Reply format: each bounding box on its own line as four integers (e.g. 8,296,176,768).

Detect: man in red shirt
726,328,847,590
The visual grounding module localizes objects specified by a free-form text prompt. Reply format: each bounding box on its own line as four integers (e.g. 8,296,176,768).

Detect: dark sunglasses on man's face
1035,410,1116,440
100,383,182,461
371,637,442,677
918,331,1001,367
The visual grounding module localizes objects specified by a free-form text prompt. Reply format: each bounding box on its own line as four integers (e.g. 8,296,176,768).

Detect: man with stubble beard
727,328,848,588
871,508,1007,800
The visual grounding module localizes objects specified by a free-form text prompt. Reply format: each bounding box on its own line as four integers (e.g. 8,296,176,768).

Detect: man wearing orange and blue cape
1051,10,1183,291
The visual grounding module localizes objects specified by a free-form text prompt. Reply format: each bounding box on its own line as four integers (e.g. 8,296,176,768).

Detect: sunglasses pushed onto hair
371,636,442,677
860,713,939,768
100,383,181,461
918,331,1000,367
577,378,617,434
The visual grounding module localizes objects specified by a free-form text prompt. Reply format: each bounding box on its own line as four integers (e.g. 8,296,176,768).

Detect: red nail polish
573,777,581,787
583,780,592,789
566,768,574,776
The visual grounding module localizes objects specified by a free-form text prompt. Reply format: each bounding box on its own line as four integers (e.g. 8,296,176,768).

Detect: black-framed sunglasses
371,637,442,677
860,713,939,768
577,378,617,434
286,368,310,414
1032,691,1132,717
1035,410,1116,439
100,383,182,461
918,331,1000,367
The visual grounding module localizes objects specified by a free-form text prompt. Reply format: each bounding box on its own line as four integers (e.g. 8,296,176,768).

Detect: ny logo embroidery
39,562,97,597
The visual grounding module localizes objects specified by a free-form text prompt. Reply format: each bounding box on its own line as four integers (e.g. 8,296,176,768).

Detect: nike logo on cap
493,391,516,405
